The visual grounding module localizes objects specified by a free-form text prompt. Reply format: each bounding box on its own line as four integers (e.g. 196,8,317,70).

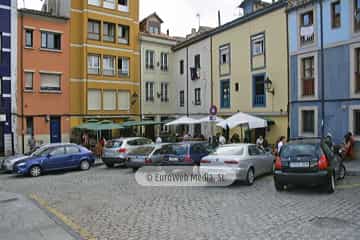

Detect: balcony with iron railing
302,78,315,97
300,25,315,46
253,94,265,107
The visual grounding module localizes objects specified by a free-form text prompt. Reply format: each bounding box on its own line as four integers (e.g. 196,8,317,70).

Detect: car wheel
105,163,114,168
80,160,91,171
327,172,335,194
274,180,284,191
245,168,255,185
338,164,346,180
29,166,42,177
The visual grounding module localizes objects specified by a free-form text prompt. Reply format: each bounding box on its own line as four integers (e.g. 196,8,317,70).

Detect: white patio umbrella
195,116,224,124
217,112,267,129
165,116,198,126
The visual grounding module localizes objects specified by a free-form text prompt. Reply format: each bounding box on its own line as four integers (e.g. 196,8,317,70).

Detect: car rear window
128,146,155,155
172,145,187,155
280,144,320,159
105,140,123,148
212,146,244,156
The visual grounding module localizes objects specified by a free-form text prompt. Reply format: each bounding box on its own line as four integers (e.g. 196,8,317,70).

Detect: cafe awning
165,116,198,126
122,120,163,128
217,112,268,129
74,120,124,131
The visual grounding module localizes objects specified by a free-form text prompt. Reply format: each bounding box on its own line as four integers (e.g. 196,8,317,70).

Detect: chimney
166,29,169,36
218,10,221,26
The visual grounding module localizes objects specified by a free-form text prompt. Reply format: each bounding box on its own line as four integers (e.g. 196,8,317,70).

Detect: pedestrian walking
276,136,286,154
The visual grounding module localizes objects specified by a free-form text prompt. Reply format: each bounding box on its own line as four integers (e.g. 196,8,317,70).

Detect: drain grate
0,198,19,204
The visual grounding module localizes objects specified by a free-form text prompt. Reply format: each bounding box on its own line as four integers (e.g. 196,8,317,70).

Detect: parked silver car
200,144,274,185
126,144,164,171
1,145,46,173
102,137,153,168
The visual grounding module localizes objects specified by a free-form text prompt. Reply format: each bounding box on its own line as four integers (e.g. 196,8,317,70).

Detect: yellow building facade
212,2,288,144
70,0,140,128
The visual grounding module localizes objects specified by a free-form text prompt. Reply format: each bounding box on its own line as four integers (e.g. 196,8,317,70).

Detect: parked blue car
13,143,95,177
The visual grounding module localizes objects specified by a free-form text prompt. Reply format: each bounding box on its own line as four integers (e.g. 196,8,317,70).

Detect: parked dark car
13,143,95,177
157,142,212,166
274,139,346,193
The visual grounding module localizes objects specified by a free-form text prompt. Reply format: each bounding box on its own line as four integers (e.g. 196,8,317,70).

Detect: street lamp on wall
131,92,139,106
264,77,275,95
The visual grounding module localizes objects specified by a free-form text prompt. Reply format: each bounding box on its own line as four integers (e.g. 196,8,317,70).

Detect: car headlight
17,162,27,167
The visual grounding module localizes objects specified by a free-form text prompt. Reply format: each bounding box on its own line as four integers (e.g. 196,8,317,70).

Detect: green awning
74,120,124,131
122,120,163,128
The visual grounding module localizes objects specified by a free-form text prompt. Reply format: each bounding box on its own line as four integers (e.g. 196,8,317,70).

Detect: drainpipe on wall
20,14,25,154
186,47,189,117
286,8,290,139
319,0,325,137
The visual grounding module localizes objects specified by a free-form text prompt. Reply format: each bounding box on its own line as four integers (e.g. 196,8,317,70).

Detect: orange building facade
17,9,70,153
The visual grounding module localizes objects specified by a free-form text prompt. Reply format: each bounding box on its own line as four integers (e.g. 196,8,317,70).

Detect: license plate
290,162,310,168
169,157,179,162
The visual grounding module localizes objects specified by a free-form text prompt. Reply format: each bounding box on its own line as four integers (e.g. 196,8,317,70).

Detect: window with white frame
40,73,61,92
103,22,115,42
301,56,315,97
195,88,201,105
354,0,360,32
161,83,168,102
25,29,33,48
103,90,116,110
88,20,100,40
145,50,155,69
118,57,129,76
300,108,317,136
355,47,360,93
299,10,315,45
41,31,61,50
220,45,230,65
88,89,101,111
118,0,129,12
88,54,100,74
88,0,100,6
103,56,115,76
160,53,168,71
145,82,154,101
118,25,129,44
251,34,265,56
103,0,115,9
352,109,360,136
25,72,33,91
118,91,130,110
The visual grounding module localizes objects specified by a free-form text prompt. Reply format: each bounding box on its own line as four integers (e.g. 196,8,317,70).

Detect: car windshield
105,140,123,148
25,146,41,156
212,146,244,156
172,145,187,155
280,144,318,158
32,147,53,157
128,146,155,155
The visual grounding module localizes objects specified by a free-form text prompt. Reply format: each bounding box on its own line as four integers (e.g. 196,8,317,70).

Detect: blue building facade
0,0,16,155
288,0,360,144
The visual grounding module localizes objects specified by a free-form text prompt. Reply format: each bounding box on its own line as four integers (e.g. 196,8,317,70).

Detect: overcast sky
19,0,272,37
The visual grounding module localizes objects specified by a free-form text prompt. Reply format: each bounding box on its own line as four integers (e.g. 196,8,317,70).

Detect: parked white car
200,144,274,185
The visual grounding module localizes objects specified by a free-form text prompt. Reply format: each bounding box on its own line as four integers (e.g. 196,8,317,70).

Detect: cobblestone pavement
1,166,360,240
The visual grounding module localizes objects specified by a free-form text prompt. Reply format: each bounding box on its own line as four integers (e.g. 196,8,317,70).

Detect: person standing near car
156,136,162,144
256,136,264,149
28,134,36,152
277,136,286,154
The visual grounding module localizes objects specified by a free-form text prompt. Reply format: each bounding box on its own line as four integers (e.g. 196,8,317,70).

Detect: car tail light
318,155,329,170
200,159,210,164
184,155,192,163
145,158,152,164
118,148,127,153
274,157,282,170
224,160,239,164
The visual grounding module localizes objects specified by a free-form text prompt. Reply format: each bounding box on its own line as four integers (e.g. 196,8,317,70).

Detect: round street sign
210,105,217,116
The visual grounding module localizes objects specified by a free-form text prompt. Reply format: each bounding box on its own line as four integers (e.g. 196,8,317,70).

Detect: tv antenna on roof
196,13,200,29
